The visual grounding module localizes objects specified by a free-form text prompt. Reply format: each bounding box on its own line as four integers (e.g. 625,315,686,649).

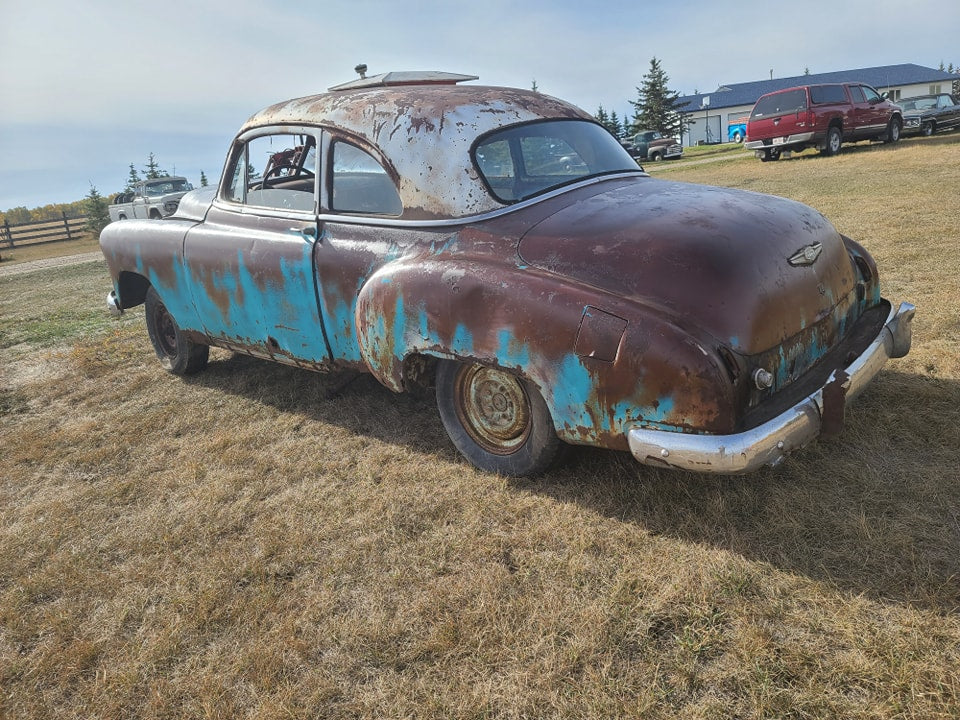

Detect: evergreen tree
531,79,539,93
595,105,609,127
200,171,209,187
126,163,141,190
609,110,624,139
83,185,111,239
144,152,162,180
629,57,684,138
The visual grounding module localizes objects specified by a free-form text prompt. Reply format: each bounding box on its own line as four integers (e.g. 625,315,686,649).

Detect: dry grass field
2,136,959,719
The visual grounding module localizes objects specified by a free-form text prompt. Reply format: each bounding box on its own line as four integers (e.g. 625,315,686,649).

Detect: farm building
678,63,959,146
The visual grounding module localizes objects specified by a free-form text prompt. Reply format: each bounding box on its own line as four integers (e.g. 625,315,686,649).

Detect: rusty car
100,71,915,475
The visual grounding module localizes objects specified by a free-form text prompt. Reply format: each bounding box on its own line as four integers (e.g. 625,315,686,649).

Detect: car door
182,128,332,366
854,85,887,139
939,94,960,129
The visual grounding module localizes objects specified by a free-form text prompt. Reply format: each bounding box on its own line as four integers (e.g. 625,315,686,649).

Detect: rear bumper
627,301,915,474
744,131,815,151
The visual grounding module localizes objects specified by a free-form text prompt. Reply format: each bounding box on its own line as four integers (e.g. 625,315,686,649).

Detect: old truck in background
108,177,194,221
623,130,683,161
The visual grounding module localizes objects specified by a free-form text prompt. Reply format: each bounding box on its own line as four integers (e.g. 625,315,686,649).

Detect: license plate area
773,136,786,145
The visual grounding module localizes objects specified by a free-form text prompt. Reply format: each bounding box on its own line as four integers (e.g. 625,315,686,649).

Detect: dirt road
0,251,105,279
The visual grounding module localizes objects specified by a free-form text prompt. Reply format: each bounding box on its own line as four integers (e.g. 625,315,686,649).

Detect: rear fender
355,258,735,448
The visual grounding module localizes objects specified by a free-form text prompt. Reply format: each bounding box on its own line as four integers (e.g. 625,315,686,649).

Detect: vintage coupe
100,71,915,476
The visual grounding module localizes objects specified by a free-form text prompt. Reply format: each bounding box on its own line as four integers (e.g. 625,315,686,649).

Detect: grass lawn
1,135,959,719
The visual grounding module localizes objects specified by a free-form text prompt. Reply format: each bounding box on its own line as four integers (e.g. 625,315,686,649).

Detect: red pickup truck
745,82,903,161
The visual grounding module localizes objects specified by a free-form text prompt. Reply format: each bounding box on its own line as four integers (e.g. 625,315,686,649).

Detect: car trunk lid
517,178,858,358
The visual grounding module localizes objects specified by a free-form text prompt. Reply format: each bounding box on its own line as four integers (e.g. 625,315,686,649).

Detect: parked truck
109,177,193,221
622,130,683,161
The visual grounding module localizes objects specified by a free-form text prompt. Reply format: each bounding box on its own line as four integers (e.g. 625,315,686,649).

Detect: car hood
517,179,857,355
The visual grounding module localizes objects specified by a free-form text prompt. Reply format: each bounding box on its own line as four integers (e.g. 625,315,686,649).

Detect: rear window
750,89,807,118
809,85,847,104
473,120,639,203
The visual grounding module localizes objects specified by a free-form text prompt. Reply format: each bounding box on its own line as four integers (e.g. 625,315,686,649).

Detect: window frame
219,126,321,216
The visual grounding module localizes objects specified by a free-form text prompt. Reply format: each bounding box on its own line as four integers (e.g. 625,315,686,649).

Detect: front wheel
435,360,562,476
921,121,935,137
145,286,209,375
650,151,662,162
732,131,743,143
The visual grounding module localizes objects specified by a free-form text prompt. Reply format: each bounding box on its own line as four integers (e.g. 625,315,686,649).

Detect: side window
861,86,881,103
848,86,866,103
224,133,317,212
810,85,846,104
330,142,402,215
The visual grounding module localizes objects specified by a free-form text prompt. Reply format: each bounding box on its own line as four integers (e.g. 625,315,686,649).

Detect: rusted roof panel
241,85,593,219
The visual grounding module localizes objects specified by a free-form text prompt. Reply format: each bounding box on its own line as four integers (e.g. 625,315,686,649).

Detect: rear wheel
732,131,743,143
149,209,162,219
435,360,561,476
760,148,781,162
822,126,842,156
884,117,902,143
145,286,209,375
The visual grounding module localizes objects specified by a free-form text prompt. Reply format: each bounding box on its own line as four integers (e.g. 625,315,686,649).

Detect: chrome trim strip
627,301,916,474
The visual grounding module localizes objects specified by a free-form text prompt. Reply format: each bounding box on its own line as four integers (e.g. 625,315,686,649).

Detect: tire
435,359,562,476
884,117,902,143
118,214,127,220
149,209,162,219
145,286,209,375
921,121,935,137
733,131,743,143
650,151,662,162
822,126,842,156
760,148,781,162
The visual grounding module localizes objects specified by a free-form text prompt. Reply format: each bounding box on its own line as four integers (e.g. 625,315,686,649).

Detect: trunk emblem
788,242,823,266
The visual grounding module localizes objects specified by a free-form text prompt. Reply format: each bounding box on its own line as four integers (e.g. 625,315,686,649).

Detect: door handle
290,226,317,239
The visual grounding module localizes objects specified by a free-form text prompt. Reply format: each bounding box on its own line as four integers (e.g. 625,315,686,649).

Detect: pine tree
531,79,539,93
84,185,111,239
609,110,624,139
200,171,209,187
144,153,162,180
126,163,141,190
629,57,684,138
595,105,610,127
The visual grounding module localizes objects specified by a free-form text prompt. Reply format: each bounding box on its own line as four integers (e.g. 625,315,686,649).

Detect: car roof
240,84,592,219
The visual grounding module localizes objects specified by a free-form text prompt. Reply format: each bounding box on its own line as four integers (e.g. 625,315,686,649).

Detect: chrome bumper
627,301,916,474
744,132,815,151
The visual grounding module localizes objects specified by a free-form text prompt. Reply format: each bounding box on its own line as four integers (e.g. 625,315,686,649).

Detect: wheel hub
455,365,531,454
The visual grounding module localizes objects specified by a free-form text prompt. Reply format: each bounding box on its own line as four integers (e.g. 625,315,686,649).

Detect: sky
1,0,958,210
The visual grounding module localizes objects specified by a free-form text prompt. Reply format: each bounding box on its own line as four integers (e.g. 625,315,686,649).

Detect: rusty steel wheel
145,286,209,375
436,360,562,476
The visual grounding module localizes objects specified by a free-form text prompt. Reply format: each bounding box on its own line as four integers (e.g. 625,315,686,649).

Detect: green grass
1,135,959,719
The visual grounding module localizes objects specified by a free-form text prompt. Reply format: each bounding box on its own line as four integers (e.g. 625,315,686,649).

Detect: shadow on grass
190,356,960,614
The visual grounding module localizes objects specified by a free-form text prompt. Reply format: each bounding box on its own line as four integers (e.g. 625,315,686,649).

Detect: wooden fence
1,213,89,249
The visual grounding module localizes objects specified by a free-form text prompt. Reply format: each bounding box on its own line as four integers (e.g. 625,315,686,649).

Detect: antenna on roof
355,63,368,79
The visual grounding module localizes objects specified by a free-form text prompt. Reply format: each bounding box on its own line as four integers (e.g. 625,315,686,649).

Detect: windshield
143,179,192,196
473,120,639,203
